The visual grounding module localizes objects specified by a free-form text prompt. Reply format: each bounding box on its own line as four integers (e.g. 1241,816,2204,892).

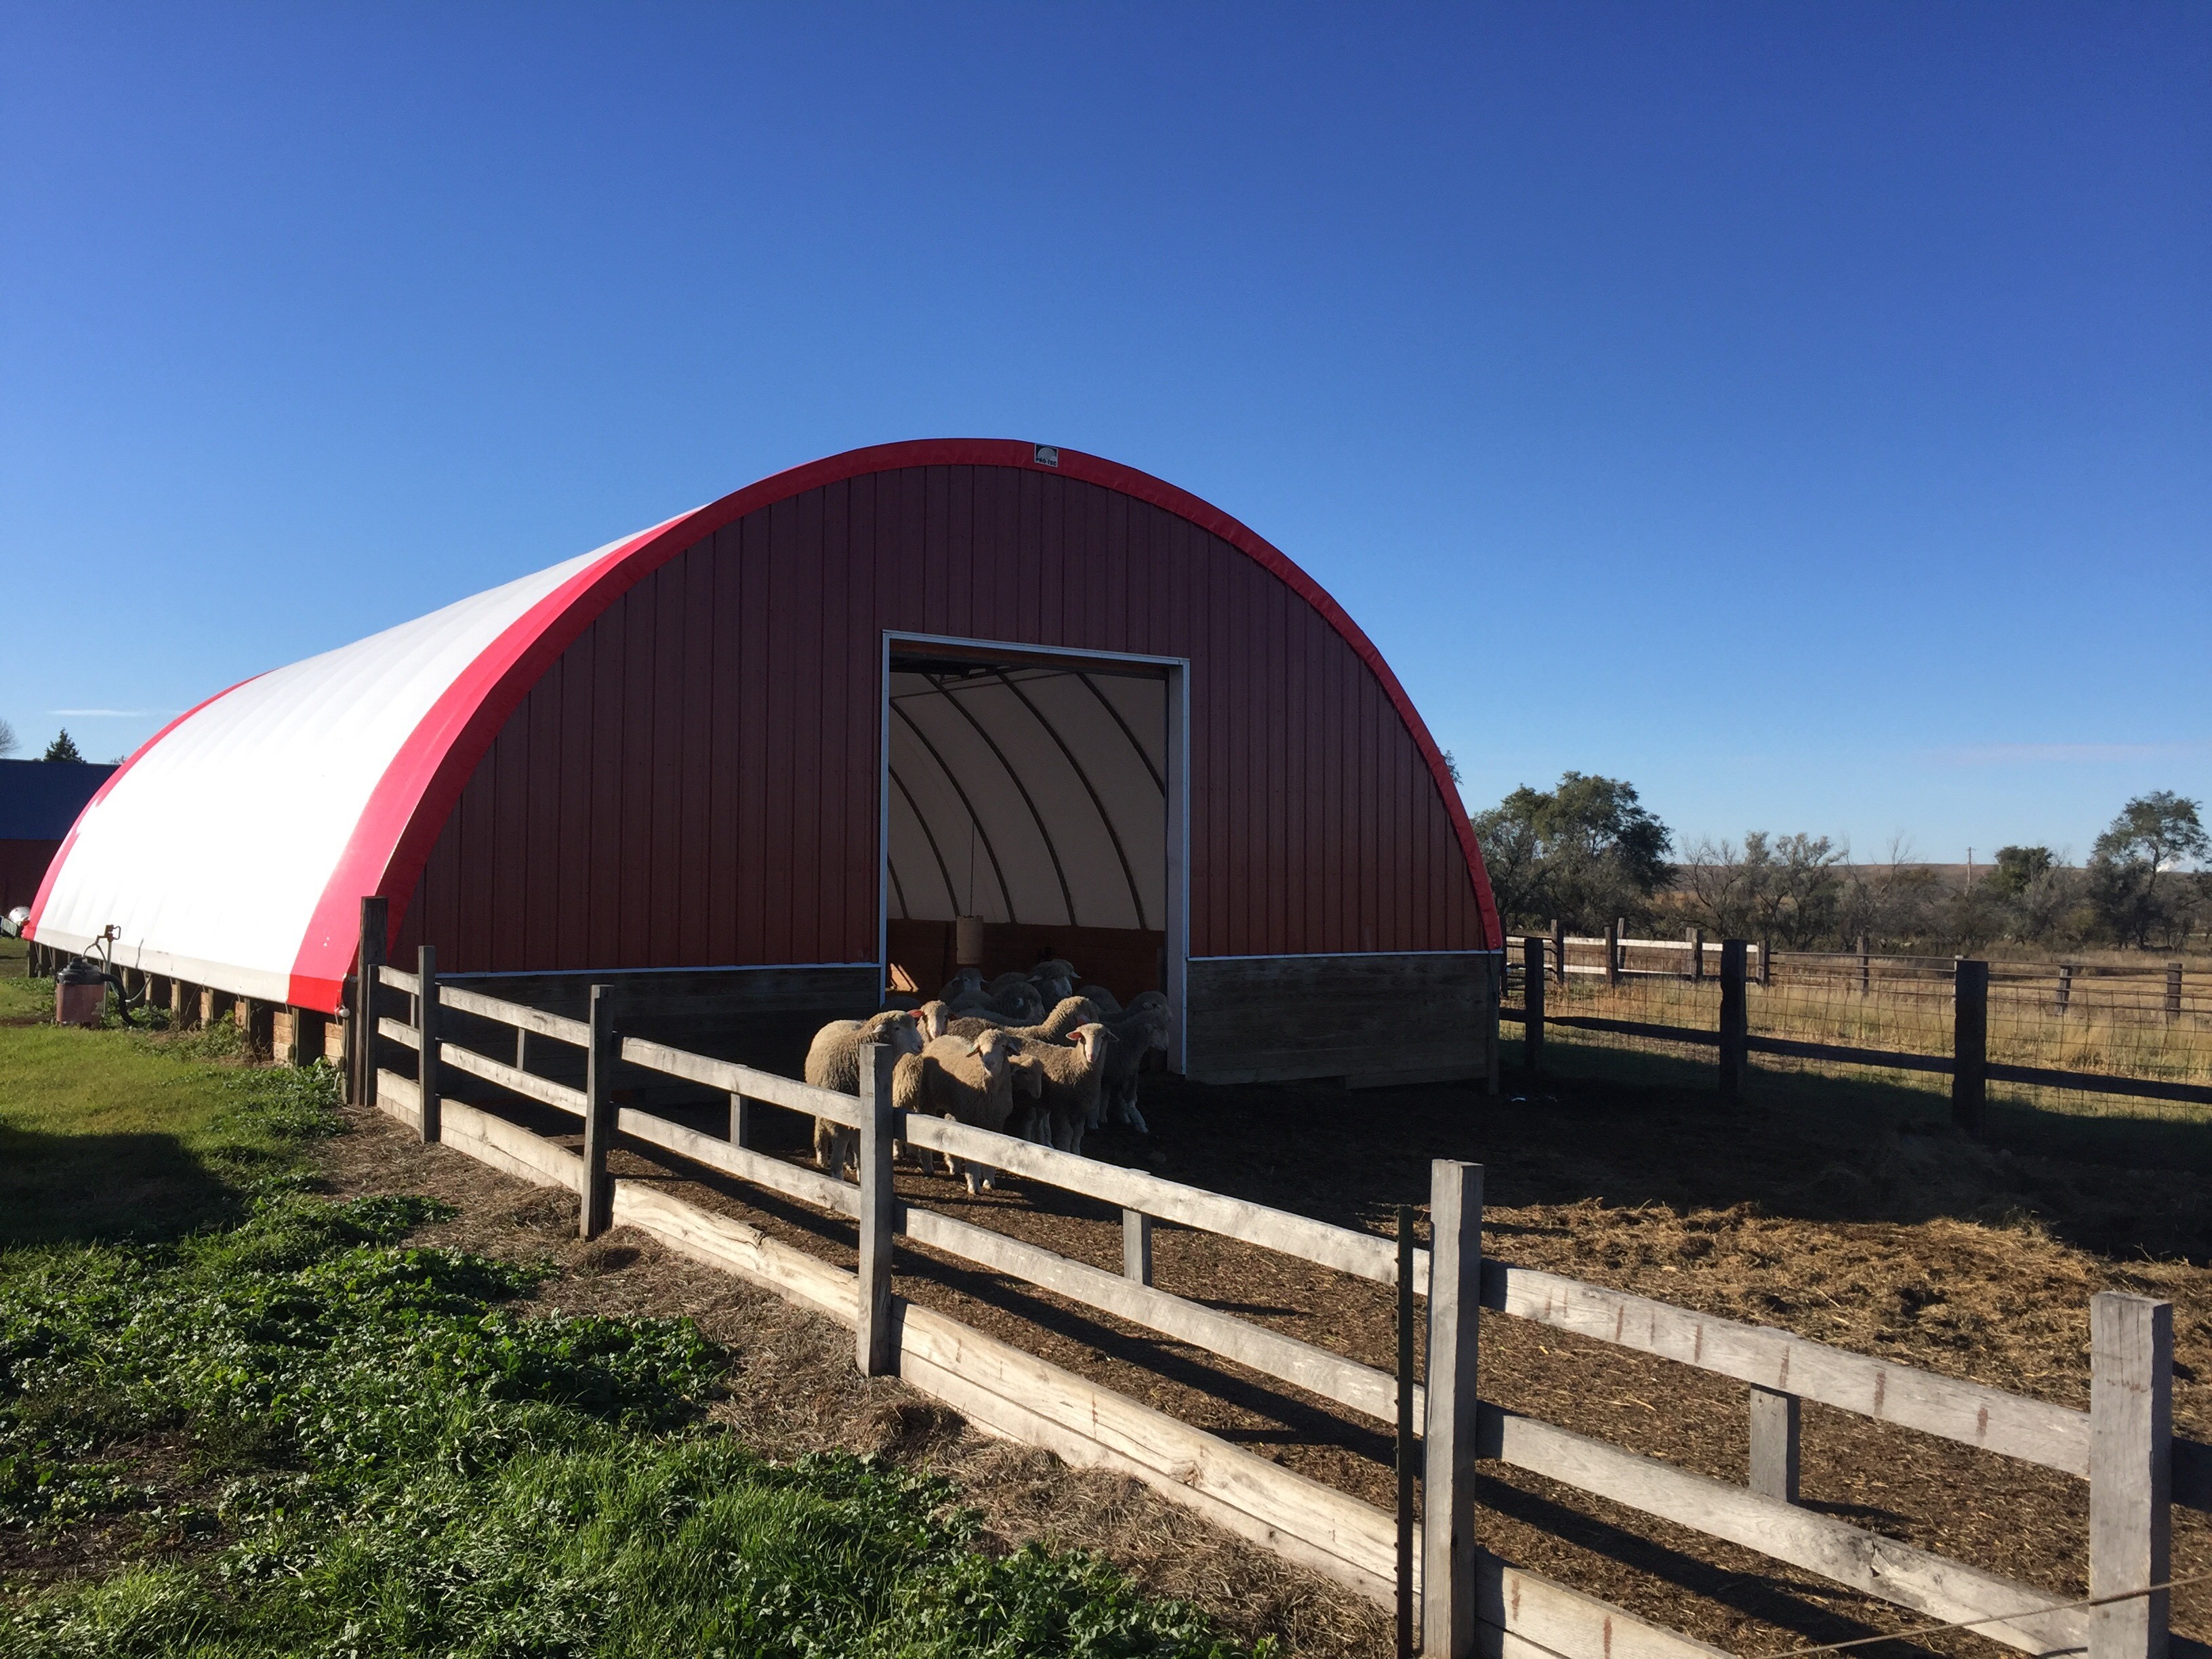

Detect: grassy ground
0,939,1256,1658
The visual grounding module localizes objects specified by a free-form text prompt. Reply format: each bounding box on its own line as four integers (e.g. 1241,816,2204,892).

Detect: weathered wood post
1422,1160,1483,1659
1718,940,1748,1100
2168,964,2184,1025
1759,936,1773,987
1605,922,1620,987
1396,1203,1416,1659
2089,1292,2171,1659
1123,1210,1153,1285
729,1091,752,1149
1749,1387,1801,1503
1550,917,1565,985
1689,926,1706,984
1521,933,1545,1073
579,985,616,1239
352,895,386,1109
855,1040,897,1376
1858,936,1870,997
415,945,442,1144
1953,959,1988,1138
1482,953,1501,1096
2058,962,2075,1017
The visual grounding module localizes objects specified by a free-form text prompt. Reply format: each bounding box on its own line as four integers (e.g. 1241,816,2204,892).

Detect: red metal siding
396,466,1487,971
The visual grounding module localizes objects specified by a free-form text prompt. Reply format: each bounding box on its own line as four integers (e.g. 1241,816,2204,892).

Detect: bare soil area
331,1054,2212,1659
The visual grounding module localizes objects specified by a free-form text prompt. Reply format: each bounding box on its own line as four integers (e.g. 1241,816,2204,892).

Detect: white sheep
1000,1024,1111,1155
805,1008,924,1174
913,999,952,1040
1092,1001,1170,1132
946,980,1045,1025
1075,982,1122,1015
896,1030,1025,1194
945,994,1101,1044
939,967,983,1002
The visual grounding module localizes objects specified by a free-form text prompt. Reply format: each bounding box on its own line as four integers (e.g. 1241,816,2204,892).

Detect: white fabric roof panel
28,525,680,1009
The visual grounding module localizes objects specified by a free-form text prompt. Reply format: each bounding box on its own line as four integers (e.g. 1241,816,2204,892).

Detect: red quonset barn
30,440,1502,1087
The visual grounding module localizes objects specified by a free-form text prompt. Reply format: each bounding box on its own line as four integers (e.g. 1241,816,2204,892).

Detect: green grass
0,946,323,1246
0,938,1257,1658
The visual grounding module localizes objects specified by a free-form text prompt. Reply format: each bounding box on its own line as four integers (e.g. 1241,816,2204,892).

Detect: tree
0,718,16,758
1681,831,1843,947
1984,844,2055,901
2089,792,2208,947
1469,773,1672,932
42,729,83,763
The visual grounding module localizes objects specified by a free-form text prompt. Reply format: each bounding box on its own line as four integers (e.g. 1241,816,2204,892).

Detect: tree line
1471,773,2211,954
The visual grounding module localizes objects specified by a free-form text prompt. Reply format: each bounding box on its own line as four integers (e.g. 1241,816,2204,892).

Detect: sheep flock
802,958,1171,1192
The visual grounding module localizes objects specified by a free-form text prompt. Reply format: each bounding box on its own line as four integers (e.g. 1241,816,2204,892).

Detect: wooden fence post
2058,963,2075,1017
1422,1160,1483,1659
1550,918,1565,985
856,1040,897,1376
579,985,616,1240
1718,940,1748,1101
1953,960,1988,1137
1605,922,1620,987
1689,926,1706,984
1124,1210,1153,1286
2089,1292,2171,1659
1858,937,1870,997
1759,937,1772,987
1396,1203,1416,1659
729,1091,752,1149
415,944,441,1144
1521,933,1545,1073
353,895,386,1109
1483,954,1501,1097
1749,1386,1801,1503
2168,964,2184,1025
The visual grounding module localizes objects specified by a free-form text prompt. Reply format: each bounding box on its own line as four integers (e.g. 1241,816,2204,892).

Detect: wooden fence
1506,935,2212,1129
1530,924,2205,1025
354,913,2202,1659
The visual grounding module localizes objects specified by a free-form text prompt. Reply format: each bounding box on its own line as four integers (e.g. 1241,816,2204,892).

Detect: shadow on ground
0,1123,240,1246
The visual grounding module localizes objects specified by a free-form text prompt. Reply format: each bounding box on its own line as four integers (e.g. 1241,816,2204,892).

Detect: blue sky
4,3,2205,865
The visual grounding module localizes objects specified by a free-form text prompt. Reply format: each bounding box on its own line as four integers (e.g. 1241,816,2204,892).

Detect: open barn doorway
880,633,1187,1071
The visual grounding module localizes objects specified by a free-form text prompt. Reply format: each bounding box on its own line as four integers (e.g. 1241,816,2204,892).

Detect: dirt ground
329,1050,2212,1659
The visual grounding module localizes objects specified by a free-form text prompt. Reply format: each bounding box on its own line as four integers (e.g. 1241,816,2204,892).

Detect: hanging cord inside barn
1759,1570,2212,1658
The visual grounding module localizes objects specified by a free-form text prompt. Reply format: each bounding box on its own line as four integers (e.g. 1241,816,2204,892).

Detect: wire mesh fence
1502,937,2212,1124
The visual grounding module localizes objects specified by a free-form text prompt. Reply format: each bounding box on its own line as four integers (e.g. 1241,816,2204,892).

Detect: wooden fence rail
1502,942,2212,1124
361,954,2200,1659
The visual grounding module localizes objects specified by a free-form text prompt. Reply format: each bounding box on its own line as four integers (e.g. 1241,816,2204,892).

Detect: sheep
939,967,983,1002
1075,983,1122,1016
1031,957,1078,983
984,970,1032,995
947,980,1044,1025
913,999,952,1040
805,1008,924,1174
1092,1000,1170,1133
1000,1024,1111,1155
895,1031,1025,1194
1028,968,1075,1007
946,995,1102,1044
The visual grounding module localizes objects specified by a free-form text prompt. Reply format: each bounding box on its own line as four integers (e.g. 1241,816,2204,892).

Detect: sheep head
1068,1023,1111,1066
915,1000,951,1039
868,1008,927,1058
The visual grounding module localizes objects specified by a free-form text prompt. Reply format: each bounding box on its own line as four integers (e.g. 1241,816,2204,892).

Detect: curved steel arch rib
928,672,1079,928
891,699,1017,924
992,671,1149,930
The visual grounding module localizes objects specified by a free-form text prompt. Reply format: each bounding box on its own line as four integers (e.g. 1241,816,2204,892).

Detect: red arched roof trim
287,440,1500,1007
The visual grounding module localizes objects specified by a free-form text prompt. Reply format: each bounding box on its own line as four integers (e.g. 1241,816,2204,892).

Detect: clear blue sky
5,3,2205,865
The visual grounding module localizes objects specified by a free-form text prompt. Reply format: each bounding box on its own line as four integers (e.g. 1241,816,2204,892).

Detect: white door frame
879,630,1191,1074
